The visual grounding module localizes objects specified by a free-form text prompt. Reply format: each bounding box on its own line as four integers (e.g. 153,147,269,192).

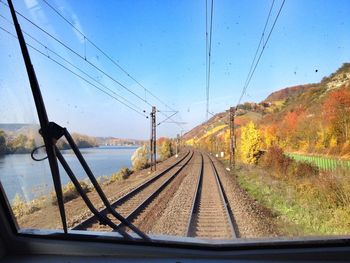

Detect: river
0,146,137,202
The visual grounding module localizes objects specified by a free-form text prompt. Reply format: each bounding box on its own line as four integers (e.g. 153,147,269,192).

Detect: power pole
150,106,157,171
176,133,180,156
229,107,235,169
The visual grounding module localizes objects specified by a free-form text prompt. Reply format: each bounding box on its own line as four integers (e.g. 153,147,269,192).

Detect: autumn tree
159,138,174,161
323,86,350,143
240,121,262,164
7,134,35,153
261,125,278,149
72,133,97,148
131,145,149,171
0,130,7,154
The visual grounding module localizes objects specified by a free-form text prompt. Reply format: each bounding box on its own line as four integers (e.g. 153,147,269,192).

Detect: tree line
0,130,98,155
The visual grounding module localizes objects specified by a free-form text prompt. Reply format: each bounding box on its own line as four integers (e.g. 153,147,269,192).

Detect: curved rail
186,152,237,239
208,154,237,238
186,153,204,237
208,155,240,237
73,150,192,230
117,150,194,231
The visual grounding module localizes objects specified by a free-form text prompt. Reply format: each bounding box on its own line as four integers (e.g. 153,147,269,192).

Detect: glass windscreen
0,0,349,242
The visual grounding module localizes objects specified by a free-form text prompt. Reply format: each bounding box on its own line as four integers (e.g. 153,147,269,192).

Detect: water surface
0,146,137,202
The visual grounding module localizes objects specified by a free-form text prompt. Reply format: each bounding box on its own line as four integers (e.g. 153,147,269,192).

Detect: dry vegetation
236,147,350,235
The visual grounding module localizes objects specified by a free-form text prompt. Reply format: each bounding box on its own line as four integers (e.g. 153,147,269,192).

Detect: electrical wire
238,0,276,105
40,0,178,114
157,111,178,126
237,0,286,106
0,25,148,118
1,1,185,128
11,2,181,127
205,0,208,120
206,0,214,120
0,13,144,113
0,1,154,107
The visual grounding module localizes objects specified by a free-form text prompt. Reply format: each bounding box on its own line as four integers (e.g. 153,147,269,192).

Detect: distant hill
264,84,318,103
96,137,145,146
0,123,144,151
184,62,350,157
0,123,42,145
0,123,37,132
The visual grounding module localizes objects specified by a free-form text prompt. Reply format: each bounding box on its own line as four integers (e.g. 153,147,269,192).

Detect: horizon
1,0,350,139
0,61,348,139
1,61,348,139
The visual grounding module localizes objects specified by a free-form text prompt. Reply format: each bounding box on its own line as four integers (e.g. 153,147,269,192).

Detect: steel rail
72,150,191,230
186,152,237,239
208,154,237,238
116,150,195,231
186,152,204,237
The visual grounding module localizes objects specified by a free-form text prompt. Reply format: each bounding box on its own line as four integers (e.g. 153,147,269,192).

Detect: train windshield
0,0,349,245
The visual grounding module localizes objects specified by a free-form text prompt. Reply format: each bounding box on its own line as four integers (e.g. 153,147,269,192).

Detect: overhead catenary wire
157,111,178,126
0,25,148,118
1,1,182,127
236,0,286,107
39,0,179,115
0,13,145,113
205,0,208,120
238,0,276,106
0,3,154,106
206,0,214,121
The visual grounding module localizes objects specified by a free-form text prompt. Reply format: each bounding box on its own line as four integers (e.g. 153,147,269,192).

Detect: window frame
1,183,350,261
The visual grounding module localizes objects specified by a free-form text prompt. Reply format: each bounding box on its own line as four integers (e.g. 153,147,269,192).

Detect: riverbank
14,152,184,230
0,146,137,202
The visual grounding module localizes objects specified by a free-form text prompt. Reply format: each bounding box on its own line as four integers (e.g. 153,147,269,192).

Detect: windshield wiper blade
7,0,68,233
49,122,149,240
7,0,149,241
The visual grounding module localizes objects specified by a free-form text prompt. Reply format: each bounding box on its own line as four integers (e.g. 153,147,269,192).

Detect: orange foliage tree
322,86,350,143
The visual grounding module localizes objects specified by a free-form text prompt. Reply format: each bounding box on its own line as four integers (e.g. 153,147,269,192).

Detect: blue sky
0,0,349,139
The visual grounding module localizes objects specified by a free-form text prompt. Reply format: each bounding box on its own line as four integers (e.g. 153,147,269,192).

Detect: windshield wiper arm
8,0,149,241
48,122,149,240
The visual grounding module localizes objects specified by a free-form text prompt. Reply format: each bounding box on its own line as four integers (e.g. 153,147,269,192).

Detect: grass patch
236,164,350,236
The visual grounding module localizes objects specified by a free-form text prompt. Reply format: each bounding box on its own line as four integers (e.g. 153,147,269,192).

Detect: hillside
184,62,350,158
0,123,35,132
264,84,318,103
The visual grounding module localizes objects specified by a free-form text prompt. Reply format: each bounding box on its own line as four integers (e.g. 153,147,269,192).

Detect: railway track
187,152,237,239
72,150,194,231
73,149,237,240
130,150,200,233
